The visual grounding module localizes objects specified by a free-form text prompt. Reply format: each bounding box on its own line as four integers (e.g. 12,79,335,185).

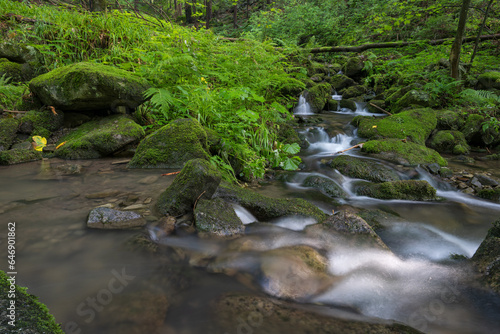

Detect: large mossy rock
213,182,328,223
210,293,423,334
0,270,64,333
343,56,365,78
129,118,210,168
353,108,437,145
55,115,144,159
326,74,355,90
428,130,470,155
0,58,25,82
460,113,485,145
392,90,432,112
362,139,447,167
194,198,245,238
471,218,500,293
19,109,64,138
29,62,151,112
436,110,466,130
353,180,437,201
302,174,348,198
322,155,401,183
307,82,332,112
0,118,19,151
0,42,42,79
156,159,222,216
477,71,500,90
477,188,500,203
0,149,42,165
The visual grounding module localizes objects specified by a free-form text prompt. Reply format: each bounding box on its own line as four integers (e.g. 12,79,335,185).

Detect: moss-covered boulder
210,293,423,334
341,84,367,99
0,42,42,79
392,90,432,112
213,182,327,223
0,58,24,82
477,71,500,90
0,83,26,110
477,188,500,203
461,114,485,145
19,109,64,138
194,198,245,238
0,270,64,333
343,56,365,78
436,110,466,130
353,180,437,201
362,139,447,167
0,148,42,165
307,82,332,112
129,118,209,168
471,217,500,293
302,174,348,198
29,62,151,112
0,118,19,151
353,108,437,145
260,245,333,300
156,159,222,216
367,99,387,114
55,115,144,159
323,155,401,182
428,130,470,155
277,121,301,145
326,74,355,90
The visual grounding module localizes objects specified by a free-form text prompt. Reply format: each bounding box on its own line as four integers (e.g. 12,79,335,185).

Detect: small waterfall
294,94,314,115
303,127,356,156
331,90,342,112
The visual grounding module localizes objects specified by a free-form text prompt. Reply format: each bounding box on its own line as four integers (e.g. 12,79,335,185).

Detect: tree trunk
246,0,249,19
469,0,494,65
233,4,237,29
206,0,212,29
450,0,471,79
185,2,193,24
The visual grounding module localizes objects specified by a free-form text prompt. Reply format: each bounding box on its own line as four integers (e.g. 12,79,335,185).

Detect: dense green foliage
0,0,305,179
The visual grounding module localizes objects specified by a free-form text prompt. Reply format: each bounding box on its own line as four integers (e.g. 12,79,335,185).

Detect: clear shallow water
1,108,500,333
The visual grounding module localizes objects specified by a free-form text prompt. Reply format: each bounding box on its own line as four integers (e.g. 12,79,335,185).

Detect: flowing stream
1,102,500,333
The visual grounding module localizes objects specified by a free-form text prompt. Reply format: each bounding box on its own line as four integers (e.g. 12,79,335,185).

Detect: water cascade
294,94,314,115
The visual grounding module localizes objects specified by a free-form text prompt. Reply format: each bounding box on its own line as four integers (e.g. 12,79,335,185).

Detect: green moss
392,90,431,112
477,188,500,203
56,115,144,159
362,139,447,166
354,108,437,145
0,270,64,333
461,113,485,143
471,218,500,293
354,180,437,201
429,130,469,154
0,84,25,110
0,118,19,151
342,85,366,99
29,62,151,111
326,74,354,90
0,148,42,165
0,58,23,82
436,109,465,130
277,121,300,145
323,155,401,182
129,118,209,168
307,82,332,112
478,71,500,90
194,198,245,237
302,174,348,198
214,182,328,223
20,109,64,137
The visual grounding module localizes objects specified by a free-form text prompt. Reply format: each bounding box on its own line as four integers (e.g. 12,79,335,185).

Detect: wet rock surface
87,207,146,229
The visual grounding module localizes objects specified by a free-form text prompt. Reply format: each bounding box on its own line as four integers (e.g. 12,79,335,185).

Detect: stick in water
331,143,364,155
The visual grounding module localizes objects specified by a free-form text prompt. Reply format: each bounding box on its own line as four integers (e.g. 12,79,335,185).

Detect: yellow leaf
56,141,67,150
32,136,47,151
372,125,377,128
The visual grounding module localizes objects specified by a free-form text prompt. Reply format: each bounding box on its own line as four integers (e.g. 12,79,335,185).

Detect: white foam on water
273,216,317,231
232,204,258,225
294,94,314,115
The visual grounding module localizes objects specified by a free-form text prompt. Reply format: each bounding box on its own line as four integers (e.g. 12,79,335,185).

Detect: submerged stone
129,118,210,168
323,155,401,183
156,159,222,217
29,62,151,112
194,198,245,238
55,115,144,159
87,207,146,229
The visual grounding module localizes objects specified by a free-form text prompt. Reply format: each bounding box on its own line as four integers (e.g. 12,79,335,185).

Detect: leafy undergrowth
0,0,306,180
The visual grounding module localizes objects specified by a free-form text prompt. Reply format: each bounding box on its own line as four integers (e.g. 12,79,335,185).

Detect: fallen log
306,34,500,53
369,103,392,116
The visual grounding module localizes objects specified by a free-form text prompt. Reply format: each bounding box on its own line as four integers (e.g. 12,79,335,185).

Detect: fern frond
0,74,12,86
460,89,500,104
